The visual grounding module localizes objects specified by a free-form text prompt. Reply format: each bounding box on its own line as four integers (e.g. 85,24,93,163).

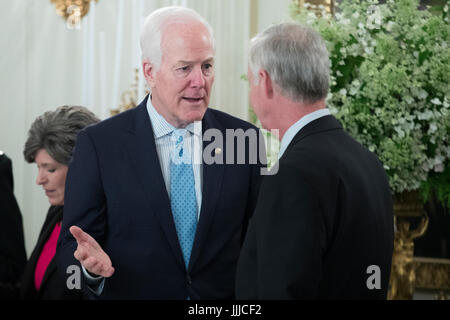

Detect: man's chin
186,105,208,119
187,111,207,124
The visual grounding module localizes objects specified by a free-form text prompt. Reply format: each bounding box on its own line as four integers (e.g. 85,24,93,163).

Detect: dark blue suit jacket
56,96,262,299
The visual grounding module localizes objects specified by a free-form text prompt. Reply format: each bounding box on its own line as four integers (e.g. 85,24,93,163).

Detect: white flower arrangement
291,0,450,197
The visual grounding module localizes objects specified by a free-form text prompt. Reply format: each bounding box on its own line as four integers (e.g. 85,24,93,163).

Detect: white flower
394,126,405,138
329,106,338,115
385,21,396,32
307,12,316,19
433,156,444,172
443,99,449,108
339,88,347,96
428,122,437,134
404,96,414,104
417,89,428,100
364,46,374,55
431,98,442,105
417,110,433,120
341,18,351,26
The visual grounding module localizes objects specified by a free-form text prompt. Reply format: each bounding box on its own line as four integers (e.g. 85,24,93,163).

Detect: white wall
258,0,293,32
0,0,294,257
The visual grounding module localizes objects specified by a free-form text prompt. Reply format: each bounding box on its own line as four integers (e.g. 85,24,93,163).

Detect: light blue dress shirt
278,108,331,159
146,98,203,218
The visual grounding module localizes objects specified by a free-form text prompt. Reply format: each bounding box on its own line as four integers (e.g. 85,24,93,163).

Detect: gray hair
140,6,215,72
23,105,100,165
249,22,330,103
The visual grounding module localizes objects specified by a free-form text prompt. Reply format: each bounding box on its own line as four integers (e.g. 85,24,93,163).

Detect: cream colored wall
257,0,293,33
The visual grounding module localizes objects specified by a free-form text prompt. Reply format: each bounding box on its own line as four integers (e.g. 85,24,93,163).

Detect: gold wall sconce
51,0,98,25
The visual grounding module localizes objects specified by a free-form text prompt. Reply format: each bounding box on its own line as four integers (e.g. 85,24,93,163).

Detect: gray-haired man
236,22,394,299
57,6,263,299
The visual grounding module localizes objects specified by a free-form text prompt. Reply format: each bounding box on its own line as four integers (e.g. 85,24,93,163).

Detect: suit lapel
188,109,225,271
124,97,185,268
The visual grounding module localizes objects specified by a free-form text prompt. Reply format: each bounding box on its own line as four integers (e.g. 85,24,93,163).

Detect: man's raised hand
70,226,115,278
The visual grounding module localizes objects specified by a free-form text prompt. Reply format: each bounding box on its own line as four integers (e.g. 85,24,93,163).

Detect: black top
20,205,84,300
0,153,27,299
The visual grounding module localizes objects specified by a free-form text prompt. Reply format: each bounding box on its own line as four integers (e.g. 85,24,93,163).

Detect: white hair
140,6,215,72
249,22,330,103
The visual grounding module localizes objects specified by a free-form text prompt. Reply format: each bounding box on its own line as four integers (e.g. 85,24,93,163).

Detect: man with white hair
56,7,262,299
236,22,394,299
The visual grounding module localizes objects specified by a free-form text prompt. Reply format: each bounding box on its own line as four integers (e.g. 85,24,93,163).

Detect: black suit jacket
20,206,83,300
0,153,27,298
236,115,394,299
56,96,263,299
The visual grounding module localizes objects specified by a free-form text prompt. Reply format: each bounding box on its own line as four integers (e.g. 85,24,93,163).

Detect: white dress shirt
278,108,331,159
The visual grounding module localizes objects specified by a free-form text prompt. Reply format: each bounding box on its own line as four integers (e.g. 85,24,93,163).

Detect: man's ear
143,60,156,88
259,69,274,99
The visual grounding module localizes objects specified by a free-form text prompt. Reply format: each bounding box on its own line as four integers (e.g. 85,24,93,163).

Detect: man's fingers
70,225,114,277
70,226,86,244
73,248,88,262
74,252,115,278
103,266,115,278
69,226,98,248
84,257,115,278
83,257,100,271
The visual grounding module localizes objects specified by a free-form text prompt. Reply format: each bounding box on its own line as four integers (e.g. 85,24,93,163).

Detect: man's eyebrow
177,58,215,65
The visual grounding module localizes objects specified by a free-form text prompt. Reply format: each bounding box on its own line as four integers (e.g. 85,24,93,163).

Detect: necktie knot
172,128,187,144
171,129,190,164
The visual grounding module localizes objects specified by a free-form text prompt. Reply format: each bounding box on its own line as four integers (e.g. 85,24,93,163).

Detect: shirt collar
278,108,331,159
146,97,202,138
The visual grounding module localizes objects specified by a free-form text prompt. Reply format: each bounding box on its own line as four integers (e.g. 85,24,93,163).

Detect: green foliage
290,0,450,200
421,164,450,208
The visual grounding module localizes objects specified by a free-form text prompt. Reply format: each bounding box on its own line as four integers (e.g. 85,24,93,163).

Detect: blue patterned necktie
170,128,198,269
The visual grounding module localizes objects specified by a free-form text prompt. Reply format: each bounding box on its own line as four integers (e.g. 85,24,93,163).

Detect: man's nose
190,66,206,88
